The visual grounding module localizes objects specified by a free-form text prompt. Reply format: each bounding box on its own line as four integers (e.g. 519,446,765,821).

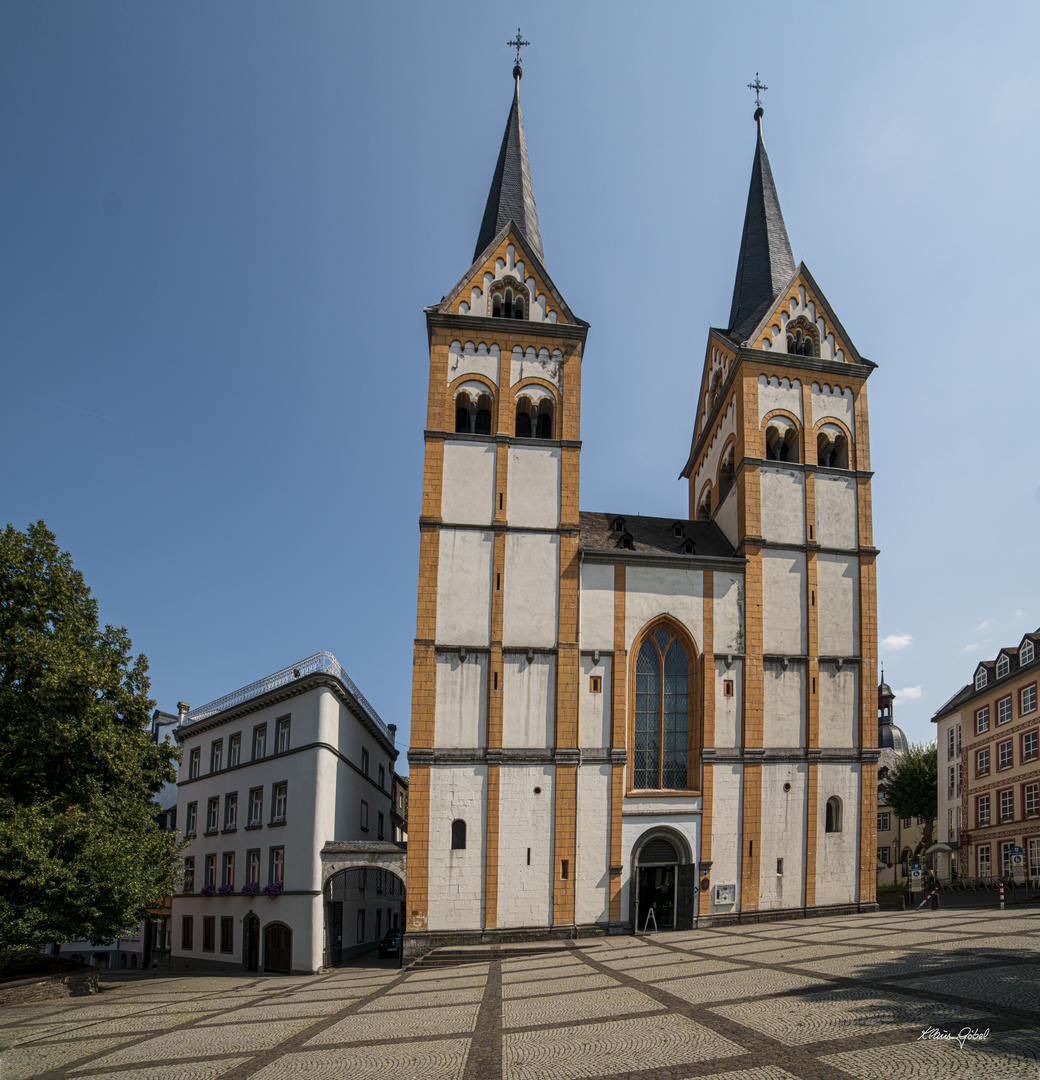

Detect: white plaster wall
811,382,855,432
692,399,736,503
460,245,559,323
815,763,860,906
814,474,858,550
580,656,612,748
434,653,487,748
576,765,612,924
713,572,744,655
436,530,493,646
762,551,807,655
625,566,703,655
502,654,555,748
708,764,743,913
507,446,560,529
760,468,806,545
580,562,614,653
441,442,496,526
715,482,739,547
758,763,807,910
447,340,501,387
714,658,743,749
817,554,860,657
496,765,554,927
757,375,803,424
428,765,486,931
503,534,559,647
619,817,698,925
763,662,806,748
622,796,702,815
818,665,859,749
509,346,563,388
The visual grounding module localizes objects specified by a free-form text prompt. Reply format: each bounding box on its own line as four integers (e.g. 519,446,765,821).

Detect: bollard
1000,883,1005,910
931,892,940,911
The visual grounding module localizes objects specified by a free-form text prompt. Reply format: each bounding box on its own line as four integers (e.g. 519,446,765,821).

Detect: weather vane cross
748,72,768,107
508,28,529,66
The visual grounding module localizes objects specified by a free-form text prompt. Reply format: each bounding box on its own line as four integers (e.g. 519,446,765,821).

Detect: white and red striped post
916,887,940,910
1000,882,1005,910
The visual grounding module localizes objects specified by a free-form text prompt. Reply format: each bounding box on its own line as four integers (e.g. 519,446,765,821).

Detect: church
405,57,880,956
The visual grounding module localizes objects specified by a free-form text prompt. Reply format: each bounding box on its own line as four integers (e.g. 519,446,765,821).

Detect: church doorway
633,833,696,932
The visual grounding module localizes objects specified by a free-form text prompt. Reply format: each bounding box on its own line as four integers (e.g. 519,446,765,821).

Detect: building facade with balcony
171,653,401,975
932,630,1040,883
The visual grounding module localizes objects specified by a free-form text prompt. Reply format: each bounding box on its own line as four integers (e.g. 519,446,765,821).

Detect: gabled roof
474,69,544,268
728,110,796,341
579,512,736,559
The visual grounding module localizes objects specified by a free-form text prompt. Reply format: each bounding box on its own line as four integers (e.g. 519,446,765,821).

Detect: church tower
405,58,590,953
681,105,879,913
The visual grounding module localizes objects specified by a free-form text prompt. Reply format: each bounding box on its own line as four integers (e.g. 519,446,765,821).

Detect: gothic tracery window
634,627,691,790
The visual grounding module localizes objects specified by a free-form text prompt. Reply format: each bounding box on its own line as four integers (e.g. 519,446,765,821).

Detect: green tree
0,521,178,950
883,741,938,855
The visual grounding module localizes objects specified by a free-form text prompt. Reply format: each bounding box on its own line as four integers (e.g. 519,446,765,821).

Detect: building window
1001,841,1014,876
224,793,237,830
765,420,799,462
590,675,603,693
998,740,1013,770
451,819,466,850
825,796,843,833
360,800,369,831
222,852,235,887
947,728,956,760
957,723,961,755
816,425,849,468
977,795,990,828
252,724,267,761
183,857,195,893
249,787,263,826
189,747,200,779
227,733,241,768
185,802,198,837
976,669,988,690
378,812,384,840
247,849,261,884
270,846,284,884
976,706,989,734
361,748,369,775
181,916,194,950
998,696,1012,724
877,811,891,832
1030,838,1040,878
878,846,890,863
272,783,287,823
204,854,216,887
1022,640,1035,666
999,789,1014,823
1023,730,1039,763
1021,685,1037,715
977,845,991,877
210,740,223,773
378,764,385,790
220,917,233,954
1024,782,1039,818
276,717,290,754
202,916,215,953
901,817,911,829
948,765,956,798
633,625,692,790
996,654,1010,679
206,797,219,833
977,748,989,776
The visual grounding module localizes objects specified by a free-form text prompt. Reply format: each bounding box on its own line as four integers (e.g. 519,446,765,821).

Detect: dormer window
680,539,695,554
611,517,626,533
672,523,684,537
620,533,634,550
996,654,1010,679
1022,640,1035,666
488,275,529,320
975,668,988,690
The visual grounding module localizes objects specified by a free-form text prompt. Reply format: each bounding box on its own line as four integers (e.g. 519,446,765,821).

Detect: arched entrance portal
263,923,292,975
633,831,696,932
324,866,406,966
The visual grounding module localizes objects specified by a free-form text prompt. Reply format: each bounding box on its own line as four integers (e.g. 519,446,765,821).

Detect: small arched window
489,276,529,320
765,422,799,463
785,316,819,357
474,393,492,435
536,410,553,438
817,425,849,469
450,819,466,850
515,404,532,437
455,392,472,434
825,796,843,833
697,488,711,522
709,370,722,413
718,446,735,499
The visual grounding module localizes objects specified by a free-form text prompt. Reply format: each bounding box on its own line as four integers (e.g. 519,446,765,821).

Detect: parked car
378,930,401,958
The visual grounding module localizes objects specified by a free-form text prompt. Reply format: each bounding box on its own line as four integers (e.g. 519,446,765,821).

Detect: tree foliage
0,521,178,949
883,741,938,852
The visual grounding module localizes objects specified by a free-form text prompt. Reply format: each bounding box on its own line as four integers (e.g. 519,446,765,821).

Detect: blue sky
3,1,1039,755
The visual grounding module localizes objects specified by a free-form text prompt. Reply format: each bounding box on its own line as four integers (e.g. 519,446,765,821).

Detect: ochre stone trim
742,548,764,748
759,408,805,463
805,761,818,908
701,570,715,888
414,528,440,642
700,764,714,875
493,443,509,522
806,551,819,749
858,553,879,905
485,764,500,928
446,370,500,437
809,415,856,472
553,764,577,925
560,447,580,529
426,334,453,432
609,764,624,921
560,350,582,444
610,564,627,922
856,476,874,550
405,763,431,932
421,438,445,522
410,642,437,749
741,762,762,911
852,382,872,473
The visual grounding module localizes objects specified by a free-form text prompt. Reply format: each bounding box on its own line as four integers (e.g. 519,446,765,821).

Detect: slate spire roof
473,66,545,268
727,109,796,341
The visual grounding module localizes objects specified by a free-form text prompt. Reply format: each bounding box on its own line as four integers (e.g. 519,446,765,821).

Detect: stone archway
631,827,695,933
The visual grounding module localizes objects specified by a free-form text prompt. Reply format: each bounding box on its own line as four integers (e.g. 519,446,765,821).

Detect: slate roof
931,628,1040,720
474,71,544,268
579,512,736,559
728,111,796,342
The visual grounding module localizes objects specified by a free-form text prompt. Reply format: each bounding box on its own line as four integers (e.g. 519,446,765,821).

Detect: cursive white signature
917,1025,990,1050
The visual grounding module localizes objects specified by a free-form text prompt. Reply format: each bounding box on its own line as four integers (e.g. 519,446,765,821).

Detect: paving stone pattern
1,909,1038,1080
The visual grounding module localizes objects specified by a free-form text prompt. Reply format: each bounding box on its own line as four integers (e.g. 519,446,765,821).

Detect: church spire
727,106,796,340
473,45,545,268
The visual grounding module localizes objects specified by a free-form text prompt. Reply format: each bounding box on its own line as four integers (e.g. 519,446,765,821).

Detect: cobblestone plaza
2,908,1037,1080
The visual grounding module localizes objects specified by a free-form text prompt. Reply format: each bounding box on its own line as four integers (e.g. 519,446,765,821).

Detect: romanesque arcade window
488,275,528,320
817,424,849,469
786,316,819,357
515,389,554,439
634,626,692,790
765,420,799,462
455,388,493,435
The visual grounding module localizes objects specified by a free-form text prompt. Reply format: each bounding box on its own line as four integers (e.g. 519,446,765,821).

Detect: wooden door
263,924,291,975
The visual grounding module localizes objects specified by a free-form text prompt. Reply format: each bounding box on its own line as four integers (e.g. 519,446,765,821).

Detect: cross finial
747,72,768,108
508,27,529,67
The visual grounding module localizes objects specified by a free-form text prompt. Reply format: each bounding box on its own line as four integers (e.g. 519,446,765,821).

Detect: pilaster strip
805,760,818,908
493,443,509,525
806,551,820,749
609,565,627,921
741,762,762,912
427,336,450,432
743,547,764,748
701,571,715,879
559,446,580,528
553,765,577,926
421,438,444,522
484,765,500,929
405,763,431,932
859,553,879,905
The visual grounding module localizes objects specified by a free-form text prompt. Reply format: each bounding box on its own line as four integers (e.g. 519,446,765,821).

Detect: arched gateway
632,829,696,932
321,841,406,966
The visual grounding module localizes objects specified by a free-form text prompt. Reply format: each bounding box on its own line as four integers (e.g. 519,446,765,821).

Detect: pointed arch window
634,626,692,790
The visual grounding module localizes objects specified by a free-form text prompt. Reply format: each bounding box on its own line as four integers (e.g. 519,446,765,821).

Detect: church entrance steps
408,942,591,969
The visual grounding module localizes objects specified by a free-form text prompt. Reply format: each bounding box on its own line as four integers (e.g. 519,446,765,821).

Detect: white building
171,652,401,974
